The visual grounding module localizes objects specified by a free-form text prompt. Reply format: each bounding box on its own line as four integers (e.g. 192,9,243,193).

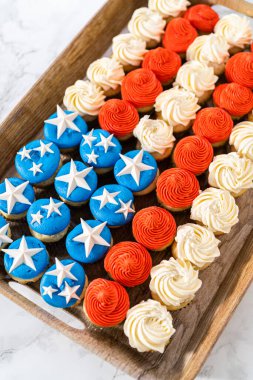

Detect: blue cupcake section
0,216,12,249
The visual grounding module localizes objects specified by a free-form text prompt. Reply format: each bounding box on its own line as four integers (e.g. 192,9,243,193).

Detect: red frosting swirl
213,83,253,117
121,68,163,109
184,4,219,33
162,18,198,54
142,48,181,84
84,278,130,327
104,242,152,287
156,168,200,209
225,52,253,89
132,206,176,250
193,107,233,144
98,99,139,137
173,136,213,175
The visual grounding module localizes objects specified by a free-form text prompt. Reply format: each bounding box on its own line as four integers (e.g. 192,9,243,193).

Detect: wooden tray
1,1,253,379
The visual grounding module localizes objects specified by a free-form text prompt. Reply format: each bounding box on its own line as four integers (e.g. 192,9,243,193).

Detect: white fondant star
31,210,44,225
86,150,99,164
115,199,135,220
47,258,77,287
0,179,31,214
33,141,54,158
29,162,43,176
56,159,93,197
95,133,116,153
17,146,32,161
92,188,120,210
0,223,12,248
41,197,64,218
58,281,80,304
116,150,154,186
73,219,110,258
2,236,43,273
82,129,97,148
44,105,80,139
42,285,58,299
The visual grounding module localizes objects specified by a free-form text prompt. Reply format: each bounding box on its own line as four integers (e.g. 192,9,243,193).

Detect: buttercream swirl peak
163,17,198,54
112,33,147,67
87,57,125,92
225,52,253,89
214,14,252,49
229,121,253,161
148,0,190,18
184,4,219,33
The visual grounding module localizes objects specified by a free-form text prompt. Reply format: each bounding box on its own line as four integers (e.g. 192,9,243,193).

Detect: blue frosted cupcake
15,139,61,187
0,177,35,220
3,236,49,284
66,219,112,264
79,129,122,174
0,216,12,250
27,197,71,242
40,258,87,308
54,160,98,207
114,150,159,195
89,184,135,227
44,104,88,151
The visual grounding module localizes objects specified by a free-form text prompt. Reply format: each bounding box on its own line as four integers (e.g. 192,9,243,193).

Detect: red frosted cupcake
121,68,163,112
184,4,219,33
104,242,152,287
132,206,176,251
157,168,200,212
142,47,181,85
162,18,198,57
193,107,233,147
98,99,139,141
213,83,253,119
173,136,213,176
225,52,253,90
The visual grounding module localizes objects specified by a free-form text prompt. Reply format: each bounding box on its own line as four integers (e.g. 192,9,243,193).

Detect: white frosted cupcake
229,121,253,161
155,86,200,133
148,0,190,22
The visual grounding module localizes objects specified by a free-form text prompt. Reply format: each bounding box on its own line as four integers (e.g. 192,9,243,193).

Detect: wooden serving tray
1,1,253,379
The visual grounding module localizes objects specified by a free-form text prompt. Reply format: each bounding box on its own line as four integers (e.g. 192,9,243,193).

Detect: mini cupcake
193,107,233,147
0,178,35,220
184,4,219,34
90,184,135,228
225,52,253,89
63,80,106,122
173,136,213,176
150,258,202,310
133,115,175,161
55,160,97,206
142,47,181,86
174,60,218,104
156,168,200,212
3,236,49,284
121,68,163,113
79,129,122,174
66,219,112,264
172,223,220,270
27,197,70,243
208,152,253,197
123,299,175,353
132,206,176,251
98,99,139,141
104,241,152,287
40,258,87,308
87,57,125,97
191,187,239,235
0,216,12,250
229,121,253,161
155,86,200,133
162,18,198,58
84,278,130,328
148,0,190,23
128,7,166,49
114,149,158,195
112,33,147,72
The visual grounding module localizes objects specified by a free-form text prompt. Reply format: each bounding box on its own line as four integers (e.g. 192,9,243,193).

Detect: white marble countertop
0,1,253,379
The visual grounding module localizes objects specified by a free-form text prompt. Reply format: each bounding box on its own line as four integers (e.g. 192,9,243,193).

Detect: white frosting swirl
133,115,175,154
128,7,166,43
208,152,253,196
150,258,202,308
229,121,253,161
63,80,105,116
191,187,239,234
155,86,200,127
123,299,175,353
87,57,125,91
175,223,220,269
112,33,147,67
148,0,190,18
214,14,252,49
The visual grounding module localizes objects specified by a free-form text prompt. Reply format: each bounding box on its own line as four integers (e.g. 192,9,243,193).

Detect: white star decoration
86,150,99,164
41,197,64,218
116,150,154,186
115,199,135,220
17,146,32,161
82,129,97,148
58,281,80,304
46,258,77,287
0,223,12,247
95,133,116,153
42,285,58,299
73,219,110,258
31,210,44,225
33,141,54,158
92,188,120,210
2,236,43,273
29,162,43,176
44,105,80,139
0,179,31,214
56,159,93,197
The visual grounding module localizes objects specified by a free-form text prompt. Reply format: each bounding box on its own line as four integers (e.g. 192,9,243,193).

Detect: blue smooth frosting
0,216,7,229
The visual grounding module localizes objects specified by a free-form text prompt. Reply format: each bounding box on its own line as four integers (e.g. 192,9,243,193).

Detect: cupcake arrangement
1,1,253,356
